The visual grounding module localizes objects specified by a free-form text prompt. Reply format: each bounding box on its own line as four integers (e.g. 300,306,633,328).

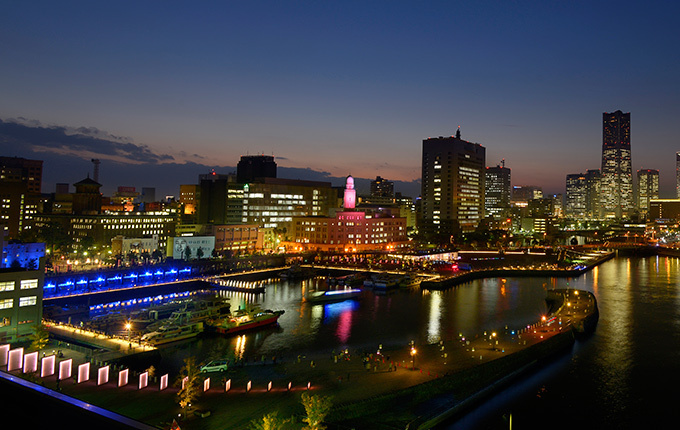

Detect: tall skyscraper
485,162,511,219
584,169,601,219
637,169,659,218
565,173,587,218
676,152,680,198
600,110,633,218
421,130,485,239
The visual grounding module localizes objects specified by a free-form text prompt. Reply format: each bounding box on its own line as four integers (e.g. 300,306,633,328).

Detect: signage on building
171,236,215,259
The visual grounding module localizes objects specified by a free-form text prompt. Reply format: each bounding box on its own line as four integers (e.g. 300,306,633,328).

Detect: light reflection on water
442,256,680,429
114,273,554,376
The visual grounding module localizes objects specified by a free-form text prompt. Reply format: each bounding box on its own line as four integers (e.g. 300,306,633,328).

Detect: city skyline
2,2,680,197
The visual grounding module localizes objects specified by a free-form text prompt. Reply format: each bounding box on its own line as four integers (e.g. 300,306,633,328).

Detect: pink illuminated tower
344,175,356,209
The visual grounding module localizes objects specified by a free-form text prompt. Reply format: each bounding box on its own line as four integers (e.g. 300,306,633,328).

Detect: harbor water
73,256,680,428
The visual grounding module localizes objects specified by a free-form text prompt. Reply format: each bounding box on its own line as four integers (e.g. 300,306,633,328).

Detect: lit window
20,279,38,290
20,296,37,307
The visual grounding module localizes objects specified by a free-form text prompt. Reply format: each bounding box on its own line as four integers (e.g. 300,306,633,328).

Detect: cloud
0,118,174,164
0,117,422,199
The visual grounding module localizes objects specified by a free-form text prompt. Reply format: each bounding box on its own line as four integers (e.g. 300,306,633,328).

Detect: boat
279,264,315,280
372,275,400,290
145,296,230,331
329,273,365,286
305,288,362,303
141,321,204,346
398,274,422,288
210,307,284,335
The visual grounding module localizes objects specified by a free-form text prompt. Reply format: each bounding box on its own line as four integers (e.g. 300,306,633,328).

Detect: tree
37,221,72,254
176,356,202,416
29,323,50,352
300,393,332,430
183,245,192,261
196,246,204,260
249,411,291,430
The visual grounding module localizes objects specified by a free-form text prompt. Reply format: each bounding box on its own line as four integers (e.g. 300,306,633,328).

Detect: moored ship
304,288,362,303
141,321,204,346
210,307,284,335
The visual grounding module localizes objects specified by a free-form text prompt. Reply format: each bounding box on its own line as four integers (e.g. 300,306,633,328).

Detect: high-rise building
236,155,277,184
565,173,587,218
601,110,633,218
584,169,601,219
421,130,485,239
197,171,235,225
370,176,394,199
485,163,511,219
676,152,680,198
637,169,659,218
0,156,43,238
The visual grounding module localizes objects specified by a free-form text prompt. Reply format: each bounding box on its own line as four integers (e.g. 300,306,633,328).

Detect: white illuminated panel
139,371,148,390
77,363,90,383
0,344,9,366
118,369,129,387
8,348,24,371
41,355,55,377
181,376,188,390
267,381,272,392
246,380,251,392
203,377,210,392
98,366,110,385
23,351,38,373
225,379,231,392
160,374,168,391
59,359,72,380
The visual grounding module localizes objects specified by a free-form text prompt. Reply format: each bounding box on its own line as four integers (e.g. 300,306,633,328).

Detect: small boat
305,288,362,303
141,322,204,346
372,275,399,290
210,308,284,335
145,297,230,331
279,264,315,280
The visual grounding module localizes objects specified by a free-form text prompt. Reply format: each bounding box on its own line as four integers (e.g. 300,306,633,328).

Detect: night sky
1,1,679,198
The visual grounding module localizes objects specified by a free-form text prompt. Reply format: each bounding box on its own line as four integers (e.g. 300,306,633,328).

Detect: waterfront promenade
3,286,597,430
2,250,607,429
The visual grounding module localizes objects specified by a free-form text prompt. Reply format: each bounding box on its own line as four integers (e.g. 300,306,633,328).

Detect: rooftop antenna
501,158,505,168
455,125,461,139
91,159,100,182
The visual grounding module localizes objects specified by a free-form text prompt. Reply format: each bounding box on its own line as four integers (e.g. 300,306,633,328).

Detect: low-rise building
0,258,44,343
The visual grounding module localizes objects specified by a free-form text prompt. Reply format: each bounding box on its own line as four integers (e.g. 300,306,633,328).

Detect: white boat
141,321,204,346
305,288,362,303
146,297,230,331
372,275,399,290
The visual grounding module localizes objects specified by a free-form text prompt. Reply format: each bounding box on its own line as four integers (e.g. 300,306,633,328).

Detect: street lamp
125,321,132,350
410,345,417,370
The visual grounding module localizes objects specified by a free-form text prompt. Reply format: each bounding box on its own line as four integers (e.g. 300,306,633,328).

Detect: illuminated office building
485,163,511,219
421,129,485,239
601,110,633,218
565,173,587,218
0,258,44,343
0,156,43,239
637,169,659,218
676,152,680,198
